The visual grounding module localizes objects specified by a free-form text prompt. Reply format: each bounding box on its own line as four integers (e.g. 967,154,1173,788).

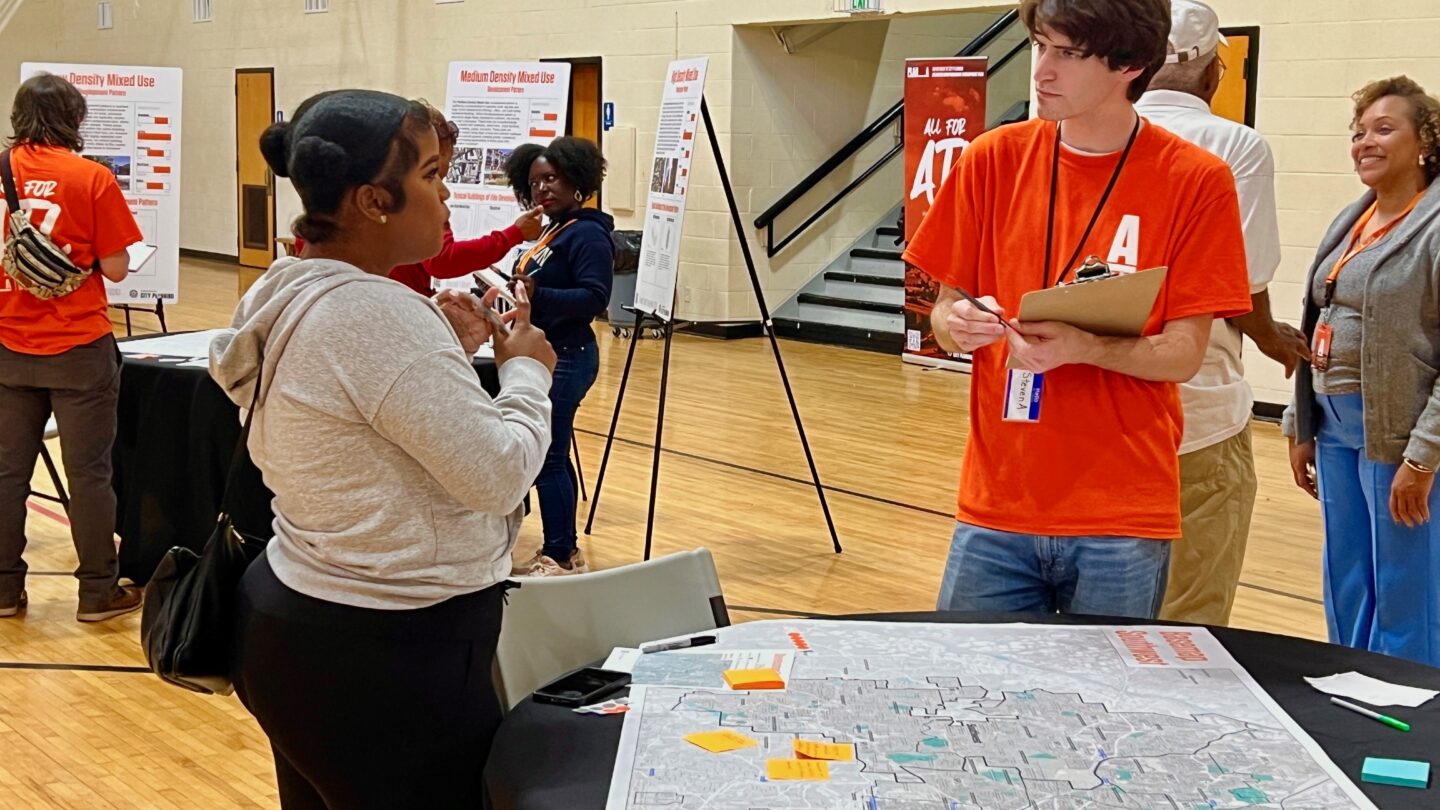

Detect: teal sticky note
1361,757,1430,789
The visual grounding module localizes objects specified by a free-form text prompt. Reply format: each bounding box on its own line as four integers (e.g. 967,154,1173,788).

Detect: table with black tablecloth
484,612,1440,810
111,347,499,584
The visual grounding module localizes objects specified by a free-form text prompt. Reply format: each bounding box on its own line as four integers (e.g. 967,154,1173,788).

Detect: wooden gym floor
0,257,1327,807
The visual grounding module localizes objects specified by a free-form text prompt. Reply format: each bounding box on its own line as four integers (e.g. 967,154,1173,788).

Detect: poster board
19,62,183,304
439,61,572,291
901,57,986,364
633,57,709,322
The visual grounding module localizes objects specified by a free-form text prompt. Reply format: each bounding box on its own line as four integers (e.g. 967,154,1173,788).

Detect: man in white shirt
1135,0,1310,625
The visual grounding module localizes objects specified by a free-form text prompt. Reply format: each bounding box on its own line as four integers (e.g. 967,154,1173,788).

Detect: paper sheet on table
1305,671,1438,708
118,329,226,358
601,647,793,689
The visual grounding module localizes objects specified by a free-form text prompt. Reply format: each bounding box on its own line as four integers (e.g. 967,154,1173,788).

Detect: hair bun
258,123,292,177
288,135,350,187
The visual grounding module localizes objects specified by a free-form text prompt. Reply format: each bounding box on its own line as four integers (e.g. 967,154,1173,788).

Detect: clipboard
1016,266,1167,337
126,242,157,272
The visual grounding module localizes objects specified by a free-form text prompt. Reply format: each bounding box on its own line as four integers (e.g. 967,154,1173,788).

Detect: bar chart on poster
21,62,182,304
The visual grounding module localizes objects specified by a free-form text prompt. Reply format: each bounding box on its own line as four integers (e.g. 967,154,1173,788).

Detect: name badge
1003,369,1044,423
1312,322,1333,372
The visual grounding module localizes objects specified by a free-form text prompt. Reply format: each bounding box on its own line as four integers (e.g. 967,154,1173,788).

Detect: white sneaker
526,549,590,578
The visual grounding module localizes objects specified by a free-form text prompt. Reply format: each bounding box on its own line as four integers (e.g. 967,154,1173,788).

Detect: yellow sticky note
684,730,758,753
793,739,855,761
723,668,786,690
767,758,831,781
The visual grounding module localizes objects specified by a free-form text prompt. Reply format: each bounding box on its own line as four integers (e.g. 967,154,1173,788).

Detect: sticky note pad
794,739,855,761
684,730,758,754
1362,757,1430,789
766,758,830,781
724,668,785,690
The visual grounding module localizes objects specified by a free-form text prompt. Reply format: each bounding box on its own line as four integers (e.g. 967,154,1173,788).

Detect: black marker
640,635,718,654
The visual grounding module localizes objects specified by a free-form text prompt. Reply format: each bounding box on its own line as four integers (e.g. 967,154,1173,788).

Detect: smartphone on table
531,667,631,708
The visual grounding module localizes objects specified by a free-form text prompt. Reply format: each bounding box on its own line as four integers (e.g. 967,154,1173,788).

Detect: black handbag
140,381,266,695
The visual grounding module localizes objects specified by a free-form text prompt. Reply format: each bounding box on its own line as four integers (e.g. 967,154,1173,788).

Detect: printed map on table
607,620,1376,810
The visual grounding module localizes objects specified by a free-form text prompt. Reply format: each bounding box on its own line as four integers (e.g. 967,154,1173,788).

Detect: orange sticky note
793,739,855,761
684,730,758,753
766,758,830,781
723,668,785,690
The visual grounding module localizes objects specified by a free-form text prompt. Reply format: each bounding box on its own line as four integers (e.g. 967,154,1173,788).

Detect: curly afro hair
504,136,607,207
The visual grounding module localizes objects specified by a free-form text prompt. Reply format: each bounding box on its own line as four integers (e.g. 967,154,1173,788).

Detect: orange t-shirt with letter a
902,118,1251,540
0,144,143,355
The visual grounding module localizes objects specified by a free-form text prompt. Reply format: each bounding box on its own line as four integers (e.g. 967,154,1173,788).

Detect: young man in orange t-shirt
903,0,1252,618
0,74,144,622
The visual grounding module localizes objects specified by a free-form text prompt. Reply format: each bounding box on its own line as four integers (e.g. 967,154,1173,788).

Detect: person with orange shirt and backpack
0,73,145,622
903,0,1252,618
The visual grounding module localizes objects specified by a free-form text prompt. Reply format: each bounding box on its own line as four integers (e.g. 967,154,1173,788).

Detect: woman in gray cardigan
1284,76,1440,667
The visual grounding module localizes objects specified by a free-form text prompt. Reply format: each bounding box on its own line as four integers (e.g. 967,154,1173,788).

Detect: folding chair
494,547,729,709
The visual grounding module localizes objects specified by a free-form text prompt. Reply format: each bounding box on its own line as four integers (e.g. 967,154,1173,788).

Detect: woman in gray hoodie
209,89,556,808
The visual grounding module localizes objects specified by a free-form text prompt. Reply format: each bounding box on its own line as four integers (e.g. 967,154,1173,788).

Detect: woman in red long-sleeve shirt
293,103,542,293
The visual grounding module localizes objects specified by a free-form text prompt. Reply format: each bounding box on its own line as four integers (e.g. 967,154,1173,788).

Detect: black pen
640,635,718,654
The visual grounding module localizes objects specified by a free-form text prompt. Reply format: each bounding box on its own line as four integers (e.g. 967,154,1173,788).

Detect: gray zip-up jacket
210,257,552,609
1283,180,1440,468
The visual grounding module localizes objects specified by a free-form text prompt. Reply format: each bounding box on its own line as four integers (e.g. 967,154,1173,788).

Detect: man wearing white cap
1136,0,1310,625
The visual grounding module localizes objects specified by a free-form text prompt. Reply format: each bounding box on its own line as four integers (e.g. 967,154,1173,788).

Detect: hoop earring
574,190,584,203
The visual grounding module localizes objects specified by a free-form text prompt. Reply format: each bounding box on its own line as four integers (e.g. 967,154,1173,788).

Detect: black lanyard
1042,115,1141,288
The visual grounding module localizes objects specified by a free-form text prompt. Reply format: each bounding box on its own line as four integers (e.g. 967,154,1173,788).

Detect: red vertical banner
902,57,987,363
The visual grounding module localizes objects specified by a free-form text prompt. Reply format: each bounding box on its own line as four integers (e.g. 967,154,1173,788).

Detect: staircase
772,212,907,353
755,9,1030,356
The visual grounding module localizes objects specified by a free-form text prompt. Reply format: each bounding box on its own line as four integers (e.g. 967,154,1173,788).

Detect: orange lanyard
515,219,576,275
1321,191,1424,307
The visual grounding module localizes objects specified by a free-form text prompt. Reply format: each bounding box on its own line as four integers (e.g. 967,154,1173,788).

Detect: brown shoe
0,590,26,618
76,584,143,623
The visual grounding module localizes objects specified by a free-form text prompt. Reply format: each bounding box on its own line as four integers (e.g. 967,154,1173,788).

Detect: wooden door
236,69,275,294
1213,30,1258,127
570,61,602,209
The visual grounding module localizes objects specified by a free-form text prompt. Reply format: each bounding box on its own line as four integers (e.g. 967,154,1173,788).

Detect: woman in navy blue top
506,137,613,576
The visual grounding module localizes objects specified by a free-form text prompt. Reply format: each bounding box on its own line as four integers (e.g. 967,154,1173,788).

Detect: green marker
1331,697,1411,732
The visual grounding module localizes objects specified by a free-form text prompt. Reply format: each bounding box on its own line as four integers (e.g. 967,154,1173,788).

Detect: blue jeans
538,342,599,561
1316,393,1440,666
937,522,1171,618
